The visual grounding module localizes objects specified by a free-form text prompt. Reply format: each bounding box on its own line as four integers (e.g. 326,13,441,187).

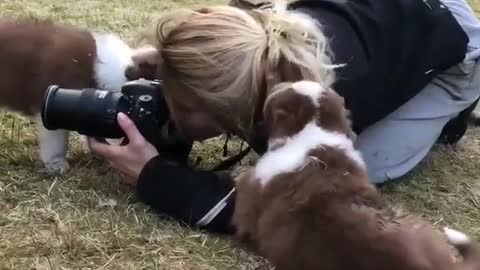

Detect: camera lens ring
41,85,60,129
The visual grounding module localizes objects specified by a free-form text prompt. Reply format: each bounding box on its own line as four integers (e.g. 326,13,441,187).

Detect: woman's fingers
88,137,121,158
117,113,145,146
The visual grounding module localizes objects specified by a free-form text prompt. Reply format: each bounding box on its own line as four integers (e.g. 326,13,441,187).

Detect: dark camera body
41,79,192,163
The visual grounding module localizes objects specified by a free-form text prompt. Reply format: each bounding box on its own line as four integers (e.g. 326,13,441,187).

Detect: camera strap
196,187,236,227
211,145,252,172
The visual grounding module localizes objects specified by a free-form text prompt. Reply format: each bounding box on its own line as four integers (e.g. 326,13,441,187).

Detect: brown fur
232,82,480,270
0,18,98,116
263,85,316,140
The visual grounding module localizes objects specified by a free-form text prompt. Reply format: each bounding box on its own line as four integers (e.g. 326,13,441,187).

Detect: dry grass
0,0,479,269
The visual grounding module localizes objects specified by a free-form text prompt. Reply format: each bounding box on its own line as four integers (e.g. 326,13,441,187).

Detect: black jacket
135,0,470,234
290,0,469,133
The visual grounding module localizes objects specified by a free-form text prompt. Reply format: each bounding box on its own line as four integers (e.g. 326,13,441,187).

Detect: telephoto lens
41,85,128,139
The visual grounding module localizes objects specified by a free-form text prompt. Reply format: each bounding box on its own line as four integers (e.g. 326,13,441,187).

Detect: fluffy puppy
0,17,152,174
232,81,480,270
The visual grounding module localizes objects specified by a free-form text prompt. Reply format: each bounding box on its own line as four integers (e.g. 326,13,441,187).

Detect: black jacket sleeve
135,155,237,234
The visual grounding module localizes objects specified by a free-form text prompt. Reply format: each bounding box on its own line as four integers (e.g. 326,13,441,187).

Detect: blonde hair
155,1,339,140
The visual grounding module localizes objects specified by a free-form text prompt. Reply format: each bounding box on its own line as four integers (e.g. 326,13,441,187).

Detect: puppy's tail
444,227,480,269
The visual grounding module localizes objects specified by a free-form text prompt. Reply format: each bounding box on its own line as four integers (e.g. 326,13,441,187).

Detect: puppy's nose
125,65,139,81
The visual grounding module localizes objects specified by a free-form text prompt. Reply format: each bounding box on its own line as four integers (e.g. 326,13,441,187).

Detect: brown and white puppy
0,18,154,174
232,80,480,270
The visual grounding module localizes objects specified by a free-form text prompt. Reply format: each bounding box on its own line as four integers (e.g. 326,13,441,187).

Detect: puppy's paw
443,227,471,245
42,159,70,175
469,111,480,126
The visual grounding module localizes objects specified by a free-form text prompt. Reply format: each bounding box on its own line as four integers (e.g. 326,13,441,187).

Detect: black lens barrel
41,86,125,138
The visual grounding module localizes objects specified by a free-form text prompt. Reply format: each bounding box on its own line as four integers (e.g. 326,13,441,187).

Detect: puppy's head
125,46,160,81
263,81,354,148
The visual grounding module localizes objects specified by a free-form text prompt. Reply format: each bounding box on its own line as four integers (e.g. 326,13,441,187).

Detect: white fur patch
36,114,70,174
93,33,134,91
291,81,326,107
444,227,471,245
268,137,287,150
256,121,365,187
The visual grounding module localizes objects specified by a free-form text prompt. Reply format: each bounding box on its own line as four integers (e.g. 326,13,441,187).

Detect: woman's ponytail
252,0,341,91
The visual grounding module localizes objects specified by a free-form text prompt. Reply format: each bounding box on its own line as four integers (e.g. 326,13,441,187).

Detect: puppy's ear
126,46,160,81
272,108,290,126
264,100,289,130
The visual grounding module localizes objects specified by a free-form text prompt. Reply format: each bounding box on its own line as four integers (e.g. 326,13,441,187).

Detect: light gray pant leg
355,58,480,184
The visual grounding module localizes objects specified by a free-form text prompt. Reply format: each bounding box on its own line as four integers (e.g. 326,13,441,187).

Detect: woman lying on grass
88,0,480,233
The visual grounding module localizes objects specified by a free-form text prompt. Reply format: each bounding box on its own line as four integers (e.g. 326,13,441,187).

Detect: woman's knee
354,116,448,184
361,143,432,184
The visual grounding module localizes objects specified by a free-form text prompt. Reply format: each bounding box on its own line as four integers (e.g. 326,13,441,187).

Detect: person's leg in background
438,0,480,133
354,58,480,184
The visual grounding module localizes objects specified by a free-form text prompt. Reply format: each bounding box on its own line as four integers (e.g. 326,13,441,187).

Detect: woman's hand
88,113,159,184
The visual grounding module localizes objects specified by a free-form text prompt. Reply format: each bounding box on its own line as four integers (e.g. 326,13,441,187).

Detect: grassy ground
0,0,479,269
